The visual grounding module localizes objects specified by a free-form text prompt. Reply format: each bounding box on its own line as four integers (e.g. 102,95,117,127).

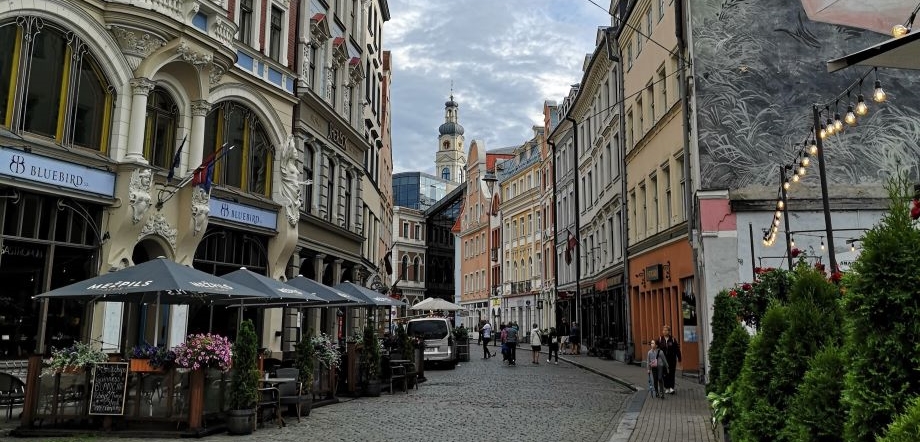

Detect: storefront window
681,277,698,343
2,18,112,150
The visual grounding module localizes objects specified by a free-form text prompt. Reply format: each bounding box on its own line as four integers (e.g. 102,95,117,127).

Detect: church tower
435,94,466,183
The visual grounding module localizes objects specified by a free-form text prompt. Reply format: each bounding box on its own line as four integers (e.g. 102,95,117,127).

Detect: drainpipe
564,116,582,350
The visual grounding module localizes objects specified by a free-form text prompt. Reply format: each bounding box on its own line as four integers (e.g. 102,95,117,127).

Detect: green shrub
782,345,846,442
730,303,788,442
229,320,260,410
294,334,315,391
842,174,920,442
708,290,741,393
878,395,920,442
360,324,381,381
715,324,749,395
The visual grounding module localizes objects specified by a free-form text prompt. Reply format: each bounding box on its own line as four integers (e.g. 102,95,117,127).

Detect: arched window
528,257,533,279
441,167,450,180
344,171,353,227
413,257,421,282
202,101,272,196
401,255,409,281
144,88,178,168
1,19,113,151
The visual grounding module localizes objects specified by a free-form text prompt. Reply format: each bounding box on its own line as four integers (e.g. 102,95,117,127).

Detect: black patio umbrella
285,275,367,307
33,257,269,345
334,282,407,307
219,267,326,305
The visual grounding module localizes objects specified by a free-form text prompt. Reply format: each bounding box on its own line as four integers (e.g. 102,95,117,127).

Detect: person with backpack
646,339,669,398
530,323,542,364
504,322,519,366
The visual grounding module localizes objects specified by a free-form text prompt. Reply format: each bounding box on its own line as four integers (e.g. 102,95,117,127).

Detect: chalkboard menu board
89,362,129,415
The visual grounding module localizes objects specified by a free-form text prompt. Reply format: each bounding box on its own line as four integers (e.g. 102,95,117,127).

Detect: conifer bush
707,289,741,393
842,174,920,442
878,395,920,442
715,324,749,396
783,345,847,442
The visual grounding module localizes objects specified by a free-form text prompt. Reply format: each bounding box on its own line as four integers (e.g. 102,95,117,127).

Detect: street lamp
483,171,499,343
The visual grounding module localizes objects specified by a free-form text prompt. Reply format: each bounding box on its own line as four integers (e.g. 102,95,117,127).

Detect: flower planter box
130,359,165,373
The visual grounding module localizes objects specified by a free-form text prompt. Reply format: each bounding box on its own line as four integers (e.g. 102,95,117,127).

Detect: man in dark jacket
657,325,682,394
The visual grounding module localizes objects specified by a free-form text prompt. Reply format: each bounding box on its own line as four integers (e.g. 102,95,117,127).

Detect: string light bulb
783,181,791,189
820,237,825,251
792,174,800,182
808,140,818,156
819,125,828,139
826,118,836,135
893,24,910,38
801,157,810,167
777,200,785,209
790,235,795,247
873,80,887,103
851,243,856,252
855,94,869,116
774,218,781,227
798,166,806,176
833,113,844,132
775,210,782,218
845,104,857,125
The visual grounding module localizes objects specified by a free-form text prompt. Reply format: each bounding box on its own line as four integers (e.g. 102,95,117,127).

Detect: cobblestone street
22,353,626,442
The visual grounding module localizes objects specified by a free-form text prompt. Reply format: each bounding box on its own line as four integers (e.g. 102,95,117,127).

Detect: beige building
497,129,547,332
457,140,491,326
390,206,426,306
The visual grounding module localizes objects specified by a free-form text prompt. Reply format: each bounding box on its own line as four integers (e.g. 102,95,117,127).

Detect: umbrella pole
153,293,161,347
209,304,214,332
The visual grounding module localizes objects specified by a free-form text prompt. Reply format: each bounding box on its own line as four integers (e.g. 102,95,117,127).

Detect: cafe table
258,377,295,427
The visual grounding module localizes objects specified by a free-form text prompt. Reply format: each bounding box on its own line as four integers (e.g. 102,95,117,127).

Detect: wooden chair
256,387,280,428
275,368,309,421
0,372,25,421
388,362,406,394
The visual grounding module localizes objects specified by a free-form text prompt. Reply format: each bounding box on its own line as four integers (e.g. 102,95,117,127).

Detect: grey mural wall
690,0,920,190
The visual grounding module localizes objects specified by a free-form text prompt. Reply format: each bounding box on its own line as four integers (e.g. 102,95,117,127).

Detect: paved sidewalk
521,348,717,442
566,355,715,442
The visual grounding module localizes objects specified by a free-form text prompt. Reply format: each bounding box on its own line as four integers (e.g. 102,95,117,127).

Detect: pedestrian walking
481,321,493,359
647,339,669,398
657,325,682,394
500,324,509,363
530,323,541,364
569,322,581,355
505,322,519,365
547,327,560,364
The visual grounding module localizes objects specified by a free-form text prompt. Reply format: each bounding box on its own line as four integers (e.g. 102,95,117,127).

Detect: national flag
191,144,232,192
166,134,187,183
564,229,578,265
383,251,393,275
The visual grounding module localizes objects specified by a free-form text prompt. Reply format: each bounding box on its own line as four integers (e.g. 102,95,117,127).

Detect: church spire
436,89,466,183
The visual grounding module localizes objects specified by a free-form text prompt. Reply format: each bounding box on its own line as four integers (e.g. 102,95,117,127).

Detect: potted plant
45,341,107,375
311,333,341,397
129,343,176,373
359,324,382,397
452,326,470,362
224,321,259,434
395,324,417,388
293,336,315,416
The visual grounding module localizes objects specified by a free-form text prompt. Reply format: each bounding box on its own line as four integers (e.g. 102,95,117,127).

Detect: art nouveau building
391,206,426,307
548,87,579,332
0,0,391,359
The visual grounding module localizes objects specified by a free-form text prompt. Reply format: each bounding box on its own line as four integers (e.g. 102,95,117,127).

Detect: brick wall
287,0,298,70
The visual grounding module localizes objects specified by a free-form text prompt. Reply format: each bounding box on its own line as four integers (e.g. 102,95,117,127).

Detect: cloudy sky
385,0,612,174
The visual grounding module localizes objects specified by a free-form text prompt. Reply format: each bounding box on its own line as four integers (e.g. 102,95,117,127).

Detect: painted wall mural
691,0,920,190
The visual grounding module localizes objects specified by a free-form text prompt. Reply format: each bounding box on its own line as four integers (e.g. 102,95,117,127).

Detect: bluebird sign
209,198,278,230
0,146,116,198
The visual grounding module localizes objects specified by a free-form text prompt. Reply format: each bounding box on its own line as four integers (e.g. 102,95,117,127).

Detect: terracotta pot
60,365,84,375
130,358,165,373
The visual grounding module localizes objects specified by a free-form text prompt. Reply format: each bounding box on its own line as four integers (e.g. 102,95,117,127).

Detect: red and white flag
565,229,578,265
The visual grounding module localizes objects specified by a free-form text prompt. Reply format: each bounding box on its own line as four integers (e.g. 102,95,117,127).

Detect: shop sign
645,264,663,282
0,244,44,258
209,198,277,230
0,146,116,197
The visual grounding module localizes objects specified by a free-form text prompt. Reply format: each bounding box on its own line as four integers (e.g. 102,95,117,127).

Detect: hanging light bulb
833,113,844,132
820,237,825,251
763,239,769,246
774,218,781,227
790,235,795,247
826,118,836,135
792,174,800,182
783,181,791,189
808,140,818,156
893,24,910,38
855,94,869,116
777,200,785,209
798,166,806,176
801,157,810,167
775,210,782,218
819,125,828,139
845,104,857,125
874,80,887,103
851,243,856,252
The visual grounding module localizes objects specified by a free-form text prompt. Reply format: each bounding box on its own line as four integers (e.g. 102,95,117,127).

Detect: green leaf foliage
783,345,846,442
294,333,315,390
229,320,260,410
731,304,788,442
360,324,381,381
715,324,749,396
842,174,920,442
878,395,920,442
708,290,741,394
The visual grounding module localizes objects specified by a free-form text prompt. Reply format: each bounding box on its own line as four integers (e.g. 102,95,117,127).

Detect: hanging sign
209,198,278,230
0,146,116,197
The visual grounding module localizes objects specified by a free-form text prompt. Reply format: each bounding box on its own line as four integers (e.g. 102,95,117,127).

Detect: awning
285,275,365,306
827,31,920,72
218,267,325,306
334,282,407,307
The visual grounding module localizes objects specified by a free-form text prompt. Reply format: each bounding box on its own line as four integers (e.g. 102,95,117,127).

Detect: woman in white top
481,322,493,359
530,324,542,364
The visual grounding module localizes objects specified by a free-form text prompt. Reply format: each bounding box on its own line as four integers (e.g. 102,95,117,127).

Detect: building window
658,0,665,20
331,66,339,106
401,255,409,281
402,222,409,238
647,81,655,122
414,224,420,239
238,0,253,45
651,174,659,231
1,20,113,151
303,145,314,211
626,110,633,149
626,42,633,70
413,257,421,282
663,162,672,223
645,8,653,41
636,24,643,54
441,167,450,181
657,64,667,111
344,171,353,227
309,45,318,89
636,97,643,136
144,88,178,169
269,6,283,62
202,102,272,196
326,157,336,221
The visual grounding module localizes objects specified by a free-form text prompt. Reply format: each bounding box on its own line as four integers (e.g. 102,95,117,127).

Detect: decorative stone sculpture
139,214,177,248
279,135,303,227
191,186,210,236
128,168,153,224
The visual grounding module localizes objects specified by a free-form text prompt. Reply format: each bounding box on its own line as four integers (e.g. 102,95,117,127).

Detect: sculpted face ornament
128,168,154,224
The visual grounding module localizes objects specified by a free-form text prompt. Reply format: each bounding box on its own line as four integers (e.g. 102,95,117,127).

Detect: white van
407,317,458,369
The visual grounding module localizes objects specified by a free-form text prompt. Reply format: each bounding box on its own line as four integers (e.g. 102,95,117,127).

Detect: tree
878,395,920,442
842,174,920,442
783,345,847,442
229,320,260,410
708,290,741,393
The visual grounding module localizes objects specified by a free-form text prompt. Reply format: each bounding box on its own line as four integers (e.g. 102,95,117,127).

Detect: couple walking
647,325,682,398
